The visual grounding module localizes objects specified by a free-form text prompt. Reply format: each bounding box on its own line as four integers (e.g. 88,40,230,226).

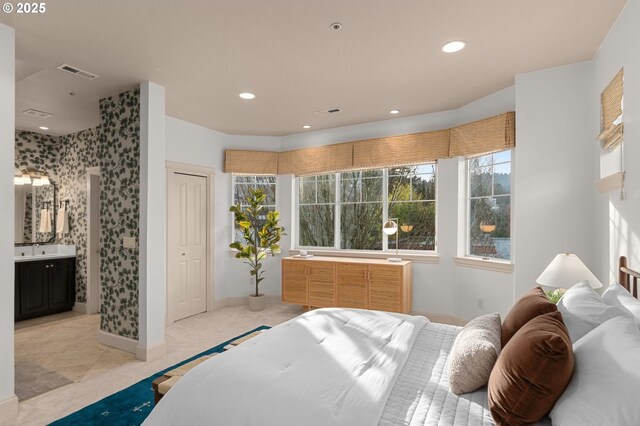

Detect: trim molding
213,295,281,310
412,311,467,326
136,341,167,361
454,256,514,273
166,161,216,176
595,171,624,194
0,395,18,423
96,330,138,354
72,302,88,314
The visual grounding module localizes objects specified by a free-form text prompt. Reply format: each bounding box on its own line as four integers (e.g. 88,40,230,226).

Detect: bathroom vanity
14,245,76,321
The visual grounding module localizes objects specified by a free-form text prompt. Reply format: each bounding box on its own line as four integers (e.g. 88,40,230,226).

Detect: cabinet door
337,263,368,309
49,258,75,311
18,260,49,318
368,265,403,313
282,260,308,305
308,262,336,307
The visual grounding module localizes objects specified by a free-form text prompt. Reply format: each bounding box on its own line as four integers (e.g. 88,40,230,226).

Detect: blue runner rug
49,326,270,426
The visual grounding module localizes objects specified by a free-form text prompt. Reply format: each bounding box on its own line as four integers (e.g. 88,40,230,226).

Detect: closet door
168,172,208,322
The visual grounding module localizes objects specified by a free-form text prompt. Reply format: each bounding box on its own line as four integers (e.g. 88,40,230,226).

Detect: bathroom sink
14,245,76,262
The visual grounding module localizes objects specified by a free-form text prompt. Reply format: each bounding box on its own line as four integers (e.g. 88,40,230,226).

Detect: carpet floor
49,326,269,426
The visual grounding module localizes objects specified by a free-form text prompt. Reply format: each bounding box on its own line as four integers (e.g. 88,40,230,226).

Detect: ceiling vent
56,63,99,80
314,108,342,115
22,109,53,118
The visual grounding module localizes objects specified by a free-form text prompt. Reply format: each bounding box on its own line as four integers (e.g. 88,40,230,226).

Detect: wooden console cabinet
282,256,412,313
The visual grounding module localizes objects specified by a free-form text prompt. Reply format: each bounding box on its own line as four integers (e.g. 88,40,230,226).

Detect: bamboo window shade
352,130,450,169
449,112,515,158
224,111,516,175
599,68,624,151
277,142,354,176
224,150,279,174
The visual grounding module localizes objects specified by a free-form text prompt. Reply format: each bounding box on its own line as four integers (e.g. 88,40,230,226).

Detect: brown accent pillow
488,311,574,426
501,286,557,347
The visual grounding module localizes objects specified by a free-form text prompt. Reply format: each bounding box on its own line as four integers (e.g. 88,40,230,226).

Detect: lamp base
387,257,402,263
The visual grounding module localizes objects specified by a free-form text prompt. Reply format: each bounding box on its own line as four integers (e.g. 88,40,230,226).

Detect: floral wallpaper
96,89,140,339
57,128,100,304
14,88,141,340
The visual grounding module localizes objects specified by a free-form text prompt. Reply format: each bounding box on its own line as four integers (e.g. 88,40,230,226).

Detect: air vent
314,108,342,115
57,63,99,80
22,109,52,118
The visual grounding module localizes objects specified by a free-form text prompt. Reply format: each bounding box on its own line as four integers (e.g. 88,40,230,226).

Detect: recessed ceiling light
239,92,256,100
39,126,49,130
303,125,311,129
389,109,400,115
441,40,466,53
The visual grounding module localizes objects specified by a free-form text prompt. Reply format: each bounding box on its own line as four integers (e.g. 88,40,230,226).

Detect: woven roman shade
278,142,354,176
449,112,515,158
599,68,624,151
352,129,450,169
224,150,278,174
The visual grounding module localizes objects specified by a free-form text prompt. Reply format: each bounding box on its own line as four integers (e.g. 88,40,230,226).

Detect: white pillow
602,282,640,322
556,280,628,342
550,315,640,426
447,313,501,394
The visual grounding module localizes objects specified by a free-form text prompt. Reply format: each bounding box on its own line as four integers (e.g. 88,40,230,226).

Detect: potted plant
229,188,286,312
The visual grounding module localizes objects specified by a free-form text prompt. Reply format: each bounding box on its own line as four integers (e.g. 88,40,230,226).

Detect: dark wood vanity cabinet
15,257,76,321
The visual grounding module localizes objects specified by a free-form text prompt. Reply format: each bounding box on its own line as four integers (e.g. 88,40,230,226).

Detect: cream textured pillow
448,313,501,395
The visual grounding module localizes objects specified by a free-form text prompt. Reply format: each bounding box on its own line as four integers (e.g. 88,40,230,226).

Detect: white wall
0,23,18,422
165,117,284,301
514,61,599,299
593,0,640,284
138,82,167,360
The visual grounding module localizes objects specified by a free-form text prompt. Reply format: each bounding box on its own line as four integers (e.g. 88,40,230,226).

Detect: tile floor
12,303,303,426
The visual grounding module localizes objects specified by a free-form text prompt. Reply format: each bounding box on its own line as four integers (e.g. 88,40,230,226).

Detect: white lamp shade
536,253,603,289
383,220,398,235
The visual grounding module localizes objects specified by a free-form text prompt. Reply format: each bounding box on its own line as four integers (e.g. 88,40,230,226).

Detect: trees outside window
468,150,511,260
297,164,437,252
233,175,276,242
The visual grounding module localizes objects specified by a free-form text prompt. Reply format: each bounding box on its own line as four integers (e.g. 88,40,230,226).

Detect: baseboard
412,311,467,326
96,330,138,354
0,395,18,423
136,341,167,362
212,295,281,310
73,302,88,314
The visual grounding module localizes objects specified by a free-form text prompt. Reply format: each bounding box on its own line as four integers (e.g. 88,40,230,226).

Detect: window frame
294,164,438,255
465,150,512,261
231,173,277,244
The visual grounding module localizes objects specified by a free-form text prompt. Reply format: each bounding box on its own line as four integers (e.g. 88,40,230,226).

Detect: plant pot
248,294,266,312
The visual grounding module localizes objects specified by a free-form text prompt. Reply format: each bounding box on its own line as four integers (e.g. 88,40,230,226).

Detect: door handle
45,265,49,269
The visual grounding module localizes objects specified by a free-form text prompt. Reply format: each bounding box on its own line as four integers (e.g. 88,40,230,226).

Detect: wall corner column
138,81,167,361
0,23,19,422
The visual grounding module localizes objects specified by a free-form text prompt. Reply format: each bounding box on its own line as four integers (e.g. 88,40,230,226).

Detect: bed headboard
619,256,639,299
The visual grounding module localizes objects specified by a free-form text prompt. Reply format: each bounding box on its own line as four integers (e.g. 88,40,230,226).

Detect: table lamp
383,218,401,262
536,253,603,289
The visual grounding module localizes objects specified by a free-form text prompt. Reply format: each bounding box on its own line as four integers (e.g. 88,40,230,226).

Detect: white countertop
14,244,76,263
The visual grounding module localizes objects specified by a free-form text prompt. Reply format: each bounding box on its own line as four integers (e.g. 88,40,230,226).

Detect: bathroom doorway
86,166,100,314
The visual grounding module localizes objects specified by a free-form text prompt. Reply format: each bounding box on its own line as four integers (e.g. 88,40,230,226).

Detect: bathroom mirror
15,182,57,244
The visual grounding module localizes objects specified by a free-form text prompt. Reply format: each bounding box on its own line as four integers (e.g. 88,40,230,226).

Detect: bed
143,257,640,426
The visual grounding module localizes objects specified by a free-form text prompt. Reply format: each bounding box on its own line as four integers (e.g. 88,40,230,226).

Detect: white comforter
144,308,428,426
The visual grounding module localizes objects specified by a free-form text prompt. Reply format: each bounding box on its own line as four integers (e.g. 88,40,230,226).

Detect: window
467,150,511,260
232,175,276,241
297,164,436,252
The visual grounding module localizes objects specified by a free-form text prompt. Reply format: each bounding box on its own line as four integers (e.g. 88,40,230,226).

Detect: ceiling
1,0,627,137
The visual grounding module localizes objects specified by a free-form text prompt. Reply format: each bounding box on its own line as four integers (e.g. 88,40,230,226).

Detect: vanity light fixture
441,40,467,53
239,92,256,100
303,125,311,129
14,175,24,185
39,126,49,130
390,109,400,114
20,173,31,185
